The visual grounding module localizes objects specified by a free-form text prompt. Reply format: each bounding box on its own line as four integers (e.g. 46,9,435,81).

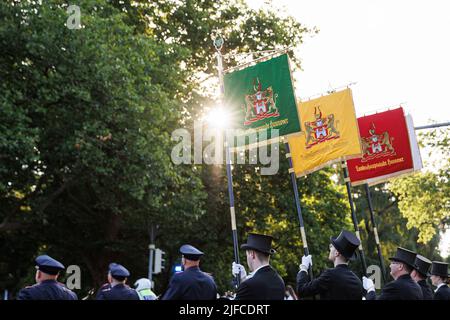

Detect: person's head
245,249,270,272
134,278,152,292
430,274,448,286
430,261,449,286
411,255,431,282
180,244,203,269
389,247,416,280
34,255,65,284
240,233,275,271
411,269,426,282
390,261,413,280
328,243,349,264
108,263,130,284
328,230,359,266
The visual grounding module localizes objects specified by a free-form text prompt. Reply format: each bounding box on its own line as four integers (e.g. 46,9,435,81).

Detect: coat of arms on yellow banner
304,106,340,148
288,88,362,177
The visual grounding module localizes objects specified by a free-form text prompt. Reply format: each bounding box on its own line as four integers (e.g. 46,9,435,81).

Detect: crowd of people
14,230,450,300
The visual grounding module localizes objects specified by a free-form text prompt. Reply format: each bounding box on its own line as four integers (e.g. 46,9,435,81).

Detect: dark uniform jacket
17,280,78,300
296,264,363,300
366,274,423,300
417,279,433,300
96,283,139,300
161,266,217,300
235,265,285,300
434,284,450,300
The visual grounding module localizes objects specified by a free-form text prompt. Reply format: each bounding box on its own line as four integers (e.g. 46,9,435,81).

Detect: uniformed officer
296,230,363,300
411,255,433,300
96,263,139,300
232,233,285,300
430,261,450,300
17,255,77,300
363,247,423,300
134,278,157,300
161,244,217,300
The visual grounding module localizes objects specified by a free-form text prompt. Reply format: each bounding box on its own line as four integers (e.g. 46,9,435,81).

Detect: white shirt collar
248,264,269,278
434,283,446,293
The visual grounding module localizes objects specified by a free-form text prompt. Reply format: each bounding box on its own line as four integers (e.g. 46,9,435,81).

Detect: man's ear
334,249,340,258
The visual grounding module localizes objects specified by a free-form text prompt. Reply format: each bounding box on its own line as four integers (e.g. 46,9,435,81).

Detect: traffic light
153,248,165,274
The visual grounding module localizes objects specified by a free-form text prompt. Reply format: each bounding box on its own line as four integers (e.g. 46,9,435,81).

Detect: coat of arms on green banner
224,53,301,148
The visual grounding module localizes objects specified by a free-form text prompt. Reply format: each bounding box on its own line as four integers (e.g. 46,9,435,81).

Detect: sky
247,0,450,126
247,0,450,257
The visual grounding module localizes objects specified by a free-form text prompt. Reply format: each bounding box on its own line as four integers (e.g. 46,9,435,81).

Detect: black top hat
389,247,417,269
241,233,275,255
414,255,432,277
330,230,360,260
431,261,449,278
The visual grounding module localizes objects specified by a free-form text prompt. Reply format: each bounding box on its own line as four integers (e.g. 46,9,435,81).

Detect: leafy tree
389,128,449,244
0,0,205,295
0,0,316,297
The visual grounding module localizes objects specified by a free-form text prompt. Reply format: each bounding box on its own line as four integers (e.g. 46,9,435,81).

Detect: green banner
224,53,301,148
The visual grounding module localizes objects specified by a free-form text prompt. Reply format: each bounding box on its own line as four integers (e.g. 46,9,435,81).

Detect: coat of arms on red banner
243,78,280,125
346,107,414,186
361,123,395,162
304,106,339,149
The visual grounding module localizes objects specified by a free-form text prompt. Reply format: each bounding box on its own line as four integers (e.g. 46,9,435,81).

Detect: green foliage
388,128,449,244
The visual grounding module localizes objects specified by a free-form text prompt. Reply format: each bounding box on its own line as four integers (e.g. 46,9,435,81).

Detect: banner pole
214,37,241,288
364,183,387,283
341,161,368,276
284,141,314,280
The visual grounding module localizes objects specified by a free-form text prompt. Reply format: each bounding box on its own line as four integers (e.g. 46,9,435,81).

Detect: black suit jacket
235,265,285,300
296,264,363,300
161,266,217,300
417,279,433,300
366,274,423,300
434,284,450,300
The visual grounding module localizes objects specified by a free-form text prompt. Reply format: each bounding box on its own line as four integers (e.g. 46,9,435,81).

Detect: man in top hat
17,255,78,300
296,230,363,300
231,233,285,300
363,247,423,300
411,255,433,300
430,261,450,300
161,244,217,300
96,263,139,300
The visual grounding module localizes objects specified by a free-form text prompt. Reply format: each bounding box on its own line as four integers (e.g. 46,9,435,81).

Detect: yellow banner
288,88,362,177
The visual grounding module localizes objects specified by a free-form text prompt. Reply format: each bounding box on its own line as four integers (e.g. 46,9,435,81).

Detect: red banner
347,107,413,185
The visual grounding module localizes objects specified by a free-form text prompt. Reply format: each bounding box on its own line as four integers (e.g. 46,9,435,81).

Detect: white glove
232,262,247,281
362,276,375,292
299,255,312,272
